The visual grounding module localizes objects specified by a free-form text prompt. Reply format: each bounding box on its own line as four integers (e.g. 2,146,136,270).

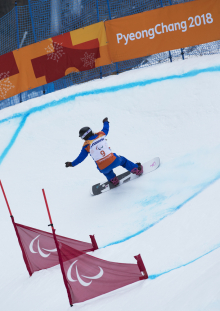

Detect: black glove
103,117,109,123
65,162,72,167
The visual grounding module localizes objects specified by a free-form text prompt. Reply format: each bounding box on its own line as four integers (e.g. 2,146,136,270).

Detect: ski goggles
81,129,92,139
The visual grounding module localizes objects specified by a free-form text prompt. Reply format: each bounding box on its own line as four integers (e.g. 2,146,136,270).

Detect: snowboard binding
131,163,143,176
110,176,120,186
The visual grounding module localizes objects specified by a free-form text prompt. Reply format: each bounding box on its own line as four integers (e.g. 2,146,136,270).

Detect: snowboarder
65,118,143,186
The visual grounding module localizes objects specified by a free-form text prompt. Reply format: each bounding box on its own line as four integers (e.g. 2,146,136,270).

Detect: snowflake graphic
0,71,15,99
45,42,65,62
80,52,96,68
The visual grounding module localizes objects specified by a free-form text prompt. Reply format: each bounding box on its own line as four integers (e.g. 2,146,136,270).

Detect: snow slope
0,54,220,310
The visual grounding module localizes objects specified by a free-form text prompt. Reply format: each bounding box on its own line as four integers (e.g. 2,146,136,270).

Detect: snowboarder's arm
71,146,89,167
101,118,109,136
65,146,89,167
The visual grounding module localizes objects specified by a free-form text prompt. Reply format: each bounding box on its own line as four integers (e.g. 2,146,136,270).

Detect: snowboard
91,157,160,196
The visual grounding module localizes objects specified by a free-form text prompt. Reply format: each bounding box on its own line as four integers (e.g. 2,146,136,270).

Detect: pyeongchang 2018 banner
0,21,111,101
105,0,220,62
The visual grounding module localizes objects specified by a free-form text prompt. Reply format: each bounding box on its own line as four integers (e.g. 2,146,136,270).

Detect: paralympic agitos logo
29,235,104,286
96,145,103,151
29,235,57,258
67,260,104,287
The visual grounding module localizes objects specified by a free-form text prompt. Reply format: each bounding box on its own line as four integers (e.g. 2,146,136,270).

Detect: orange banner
1,0,220,101
105,0,220,62
0,22,111,101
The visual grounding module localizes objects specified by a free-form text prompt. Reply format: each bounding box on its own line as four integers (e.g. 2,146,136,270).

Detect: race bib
90,135,116,170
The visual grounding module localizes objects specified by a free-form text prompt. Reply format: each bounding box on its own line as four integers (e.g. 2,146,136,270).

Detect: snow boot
110,176,119,186
131,163,143,176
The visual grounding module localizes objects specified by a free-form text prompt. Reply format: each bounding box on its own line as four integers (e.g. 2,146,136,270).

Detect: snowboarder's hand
65,162,72,167
103,117,109,123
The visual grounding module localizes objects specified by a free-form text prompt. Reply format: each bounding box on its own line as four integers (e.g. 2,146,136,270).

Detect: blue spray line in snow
148,242,220,280
0,116,28,165
0,64,220,164
103,173,220,248
0,63,220,147
0,65,220,278
1,64,220,127
0,63,220,231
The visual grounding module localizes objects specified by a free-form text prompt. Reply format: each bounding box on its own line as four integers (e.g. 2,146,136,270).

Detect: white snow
0,53,220,310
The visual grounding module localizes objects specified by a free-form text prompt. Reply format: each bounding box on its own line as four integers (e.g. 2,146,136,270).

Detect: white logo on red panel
67,260,104,286
80,52,95,68
29,235,57,258
0,71,15,99
45,42,65,62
